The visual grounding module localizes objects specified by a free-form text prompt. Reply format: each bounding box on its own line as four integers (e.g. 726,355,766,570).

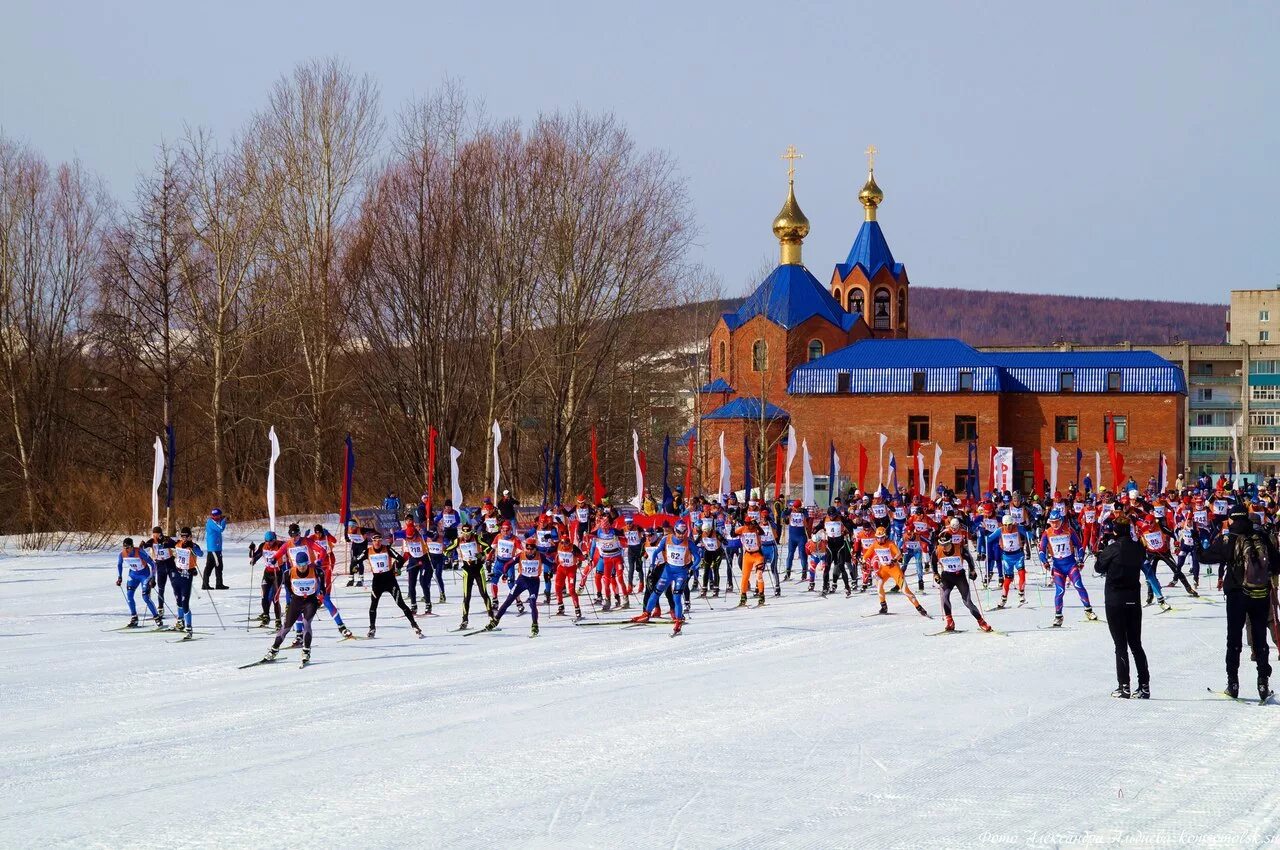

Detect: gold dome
859,170,884,221
773,183,809,265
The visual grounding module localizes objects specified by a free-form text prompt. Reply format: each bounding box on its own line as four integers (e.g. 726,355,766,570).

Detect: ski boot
125,615,139,629
290,633,305,648
556,604,566,617
1226,679,1240,699
339,625,354,638
977,618,992,633
262,647,279,663
1158,599,1172,613
1052,614,1064,627
1111,684,1131,699
531,623,539,637
737,593,748,608
1134,683,1150,699
944,615,956,632
1084,608,1099,621
996,595,1008,610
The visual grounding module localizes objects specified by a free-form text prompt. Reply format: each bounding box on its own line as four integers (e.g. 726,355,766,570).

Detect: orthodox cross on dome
781,144,803,184
865,144,877,172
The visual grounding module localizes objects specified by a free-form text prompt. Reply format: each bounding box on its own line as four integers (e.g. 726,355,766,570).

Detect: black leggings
460,562,491,620
273,597,319,649
1105,603,1149,688
939,571,982,620
370,571,418,630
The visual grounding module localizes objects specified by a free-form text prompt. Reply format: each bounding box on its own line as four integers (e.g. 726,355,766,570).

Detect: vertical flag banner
491,420,502,502
785,424,798,497
857,443,869,493
450,446,464,508
718,431,731,498
151,435,164,529
888,452,899,494
993,446,1014,492
591,426,605,503
877,433,888,488
743,433,753,499
932,443,942,497
801,439,816,506
661,435,673,512
341,434,355,523
1049,446,1059,496
632,430,645,508
266,427,280,532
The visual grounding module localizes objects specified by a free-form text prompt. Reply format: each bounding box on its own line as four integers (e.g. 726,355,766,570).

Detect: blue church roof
700,378,734,393
702,397,790,421
834,220,905,280
724,264,859,332
788,339,1186,395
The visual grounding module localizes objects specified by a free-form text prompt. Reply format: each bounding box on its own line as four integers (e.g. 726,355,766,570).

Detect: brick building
697,156,1187,498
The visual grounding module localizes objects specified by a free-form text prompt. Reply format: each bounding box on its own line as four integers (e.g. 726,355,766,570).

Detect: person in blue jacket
201,508,229,589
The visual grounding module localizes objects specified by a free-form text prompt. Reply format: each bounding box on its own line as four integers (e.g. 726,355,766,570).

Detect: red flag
1032,449,1045,499
426,425,438,516
857,444,869,492
774,442,785,500
685,431,695,497
590,426,605,504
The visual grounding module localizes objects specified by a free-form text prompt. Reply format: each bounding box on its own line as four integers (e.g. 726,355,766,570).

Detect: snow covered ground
3,543,1280,850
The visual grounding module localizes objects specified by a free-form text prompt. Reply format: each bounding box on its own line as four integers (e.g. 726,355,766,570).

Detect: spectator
1203,509,1280,700
1094,513,1150,699
202,508,229,589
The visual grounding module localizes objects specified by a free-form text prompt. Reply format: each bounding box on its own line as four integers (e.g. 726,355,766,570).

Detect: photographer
1094,514,1149,699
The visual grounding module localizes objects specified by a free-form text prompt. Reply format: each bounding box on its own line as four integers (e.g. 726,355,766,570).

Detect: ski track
3,551,1280,849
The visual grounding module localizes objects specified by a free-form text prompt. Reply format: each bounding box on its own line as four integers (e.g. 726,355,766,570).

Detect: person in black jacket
1095,514,1150,699
1202,508,1280,700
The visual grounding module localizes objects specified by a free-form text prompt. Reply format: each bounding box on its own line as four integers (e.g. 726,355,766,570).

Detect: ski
926,629,966,636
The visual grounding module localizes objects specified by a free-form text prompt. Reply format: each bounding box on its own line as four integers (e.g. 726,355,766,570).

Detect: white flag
491,420,502,502
916,448,926,495
932,443,943,497
1049,447,1060,496
877,433,888,488
801,439,816,506
784,424,798,497
993,446,1014,492
632,430,644,508
450,446,464,508
718,431,731,498
1095,452,1101,493
266,426,280,532
151,436,164,530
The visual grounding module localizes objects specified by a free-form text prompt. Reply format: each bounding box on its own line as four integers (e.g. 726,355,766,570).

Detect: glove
115,577,122,587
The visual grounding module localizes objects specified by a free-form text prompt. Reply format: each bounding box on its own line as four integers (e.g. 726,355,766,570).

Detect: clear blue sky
3,0,1275,302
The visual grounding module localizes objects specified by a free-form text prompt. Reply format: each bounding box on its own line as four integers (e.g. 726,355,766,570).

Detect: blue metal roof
702,397,790,421
834,220,905,281
724,264,859,332
700,378,734,393
787,339,1186,395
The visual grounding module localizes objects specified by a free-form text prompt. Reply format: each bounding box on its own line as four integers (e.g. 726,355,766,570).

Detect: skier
201,507,229,590
1094,513,1150,699
1038,509,1099,627
864,526,928,617
485,537,547,636
170,527,203,637
931,532,992,633
115,537,160,628
994,515,1029,609
451,524,492,631
352,531,421,639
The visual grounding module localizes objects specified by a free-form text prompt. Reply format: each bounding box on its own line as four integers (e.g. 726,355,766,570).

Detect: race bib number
940,555,963,573
370,552,391,574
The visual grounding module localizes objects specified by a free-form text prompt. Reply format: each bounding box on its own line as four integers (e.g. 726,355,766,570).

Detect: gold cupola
859,144,883,222
773,144,809,265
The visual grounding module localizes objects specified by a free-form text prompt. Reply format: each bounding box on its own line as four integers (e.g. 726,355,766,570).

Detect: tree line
0,59,716,536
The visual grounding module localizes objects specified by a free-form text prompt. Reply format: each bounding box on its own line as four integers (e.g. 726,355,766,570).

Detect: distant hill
690,289,1226,347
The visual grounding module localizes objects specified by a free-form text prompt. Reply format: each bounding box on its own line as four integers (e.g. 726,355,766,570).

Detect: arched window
807,339,824,362
897,289,907,330
873,288,891,330
718,340,726,373
850,287,865,317
752,339,768,372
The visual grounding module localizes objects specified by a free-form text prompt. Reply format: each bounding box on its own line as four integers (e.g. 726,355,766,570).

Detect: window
955,415,978,441
907,415,930,444
958,370,974,391
1059,371,1075,392
1054,416,1078,442
717,341,726,373
1107,371,1122,391
850,288,865,317
752,339,767,372
912,371,927,392
837,372,851,393
1263,331,1271,343
873,288,891,330
1105,414,1128,442
1190,436,1231,453
1253,386,1280,401
1252,436,1279,452
807,339,824,362
1262,310,1270,323
1252,410,1280,427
